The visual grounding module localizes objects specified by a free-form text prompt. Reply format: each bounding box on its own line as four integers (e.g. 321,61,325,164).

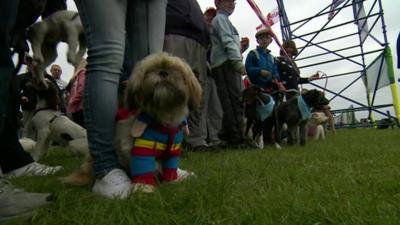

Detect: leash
299,70,328,95
316,70,328,94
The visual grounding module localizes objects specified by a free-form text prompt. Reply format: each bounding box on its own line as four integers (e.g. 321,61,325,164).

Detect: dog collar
297,96,311,120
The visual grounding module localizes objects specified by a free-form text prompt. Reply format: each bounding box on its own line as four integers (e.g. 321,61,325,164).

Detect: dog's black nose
159,71,169,78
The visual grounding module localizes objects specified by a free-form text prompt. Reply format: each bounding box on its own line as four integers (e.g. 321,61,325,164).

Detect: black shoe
185,144,209,152
228,139,258,150
193,145,210,152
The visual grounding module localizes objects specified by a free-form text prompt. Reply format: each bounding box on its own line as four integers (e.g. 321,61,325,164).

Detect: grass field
5,128,400,225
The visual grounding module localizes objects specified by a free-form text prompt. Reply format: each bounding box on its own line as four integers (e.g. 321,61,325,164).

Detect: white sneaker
175,168,196,182
92,169,131,199
131,183,155,193
5,162,63,178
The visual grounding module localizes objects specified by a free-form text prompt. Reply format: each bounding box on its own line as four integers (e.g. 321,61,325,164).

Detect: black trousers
212,61,245,144
0,0,34,174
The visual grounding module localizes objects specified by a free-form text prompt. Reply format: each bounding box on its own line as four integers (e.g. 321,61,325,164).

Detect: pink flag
256,7,279,30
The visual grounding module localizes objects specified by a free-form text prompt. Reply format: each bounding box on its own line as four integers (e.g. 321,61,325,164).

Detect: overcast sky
57,0,399,119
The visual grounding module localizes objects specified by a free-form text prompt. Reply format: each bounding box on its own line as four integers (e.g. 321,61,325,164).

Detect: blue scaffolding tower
276,0,399,126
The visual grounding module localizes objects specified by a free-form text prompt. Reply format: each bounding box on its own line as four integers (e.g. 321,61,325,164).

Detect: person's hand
239,66,246,75
260,70,271,77
277,82,286,92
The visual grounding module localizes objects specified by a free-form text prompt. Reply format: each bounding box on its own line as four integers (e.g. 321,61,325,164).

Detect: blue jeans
74,0,166,178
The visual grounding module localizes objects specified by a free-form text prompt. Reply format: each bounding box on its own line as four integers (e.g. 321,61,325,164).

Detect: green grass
5,128,400,225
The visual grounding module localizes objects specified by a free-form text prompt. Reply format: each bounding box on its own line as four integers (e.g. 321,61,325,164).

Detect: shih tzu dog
63,53,202,193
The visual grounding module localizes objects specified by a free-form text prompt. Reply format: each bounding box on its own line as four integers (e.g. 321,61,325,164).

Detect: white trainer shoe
5,162,63,178
92,169,131,199
131,183,155,193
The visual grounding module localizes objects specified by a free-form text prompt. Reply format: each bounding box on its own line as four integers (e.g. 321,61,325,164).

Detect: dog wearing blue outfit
124,53,202,192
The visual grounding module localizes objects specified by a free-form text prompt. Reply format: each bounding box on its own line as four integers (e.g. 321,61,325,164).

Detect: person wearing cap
245,26,283,146
245,26,281,93
276,40,319,100
210,0,255,149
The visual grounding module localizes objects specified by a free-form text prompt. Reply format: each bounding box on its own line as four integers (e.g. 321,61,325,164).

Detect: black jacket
165,0,210,48
276,56,309,90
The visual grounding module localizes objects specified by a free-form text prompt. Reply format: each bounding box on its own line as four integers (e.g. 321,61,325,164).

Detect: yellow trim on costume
134,138,181,151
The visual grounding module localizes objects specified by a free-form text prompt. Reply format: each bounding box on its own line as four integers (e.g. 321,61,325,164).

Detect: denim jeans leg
122,0,166,80
148,0,167,54
74,0,127,178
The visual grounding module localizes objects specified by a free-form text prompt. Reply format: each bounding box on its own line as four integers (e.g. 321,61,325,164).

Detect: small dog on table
62,53,202,193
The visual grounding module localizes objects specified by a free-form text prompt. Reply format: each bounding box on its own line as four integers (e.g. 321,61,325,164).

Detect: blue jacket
245,46,279,88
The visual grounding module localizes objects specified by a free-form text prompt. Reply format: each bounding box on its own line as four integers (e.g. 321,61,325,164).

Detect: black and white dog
25,79,88,161
277,89,329,146
242,86,280,149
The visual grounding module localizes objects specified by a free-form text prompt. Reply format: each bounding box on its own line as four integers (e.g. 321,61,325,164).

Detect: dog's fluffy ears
124,52,202,111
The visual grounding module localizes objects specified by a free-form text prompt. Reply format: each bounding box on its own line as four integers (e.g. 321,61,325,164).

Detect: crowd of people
1,0,329,221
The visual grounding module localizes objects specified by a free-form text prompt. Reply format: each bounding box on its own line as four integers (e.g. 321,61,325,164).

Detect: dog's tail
60,155,94,186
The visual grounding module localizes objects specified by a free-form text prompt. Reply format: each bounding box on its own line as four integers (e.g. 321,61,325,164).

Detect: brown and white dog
27,10,86,88
62,53,202,187
307,112,329,140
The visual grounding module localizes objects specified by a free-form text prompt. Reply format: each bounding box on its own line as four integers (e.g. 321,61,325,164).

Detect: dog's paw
174,168,196,183
131,183,155,193
274,143,282,150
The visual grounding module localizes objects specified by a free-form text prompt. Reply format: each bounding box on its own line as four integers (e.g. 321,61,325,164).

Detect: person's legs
74,0,132,199
122,0,148,82
122,0,166,81
74,0,127,178
212,65,230,142
163,35,208,148
0,0,33,173
0,1,55,222
147,0,167,54
212,62,245,145
205,74,223,147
